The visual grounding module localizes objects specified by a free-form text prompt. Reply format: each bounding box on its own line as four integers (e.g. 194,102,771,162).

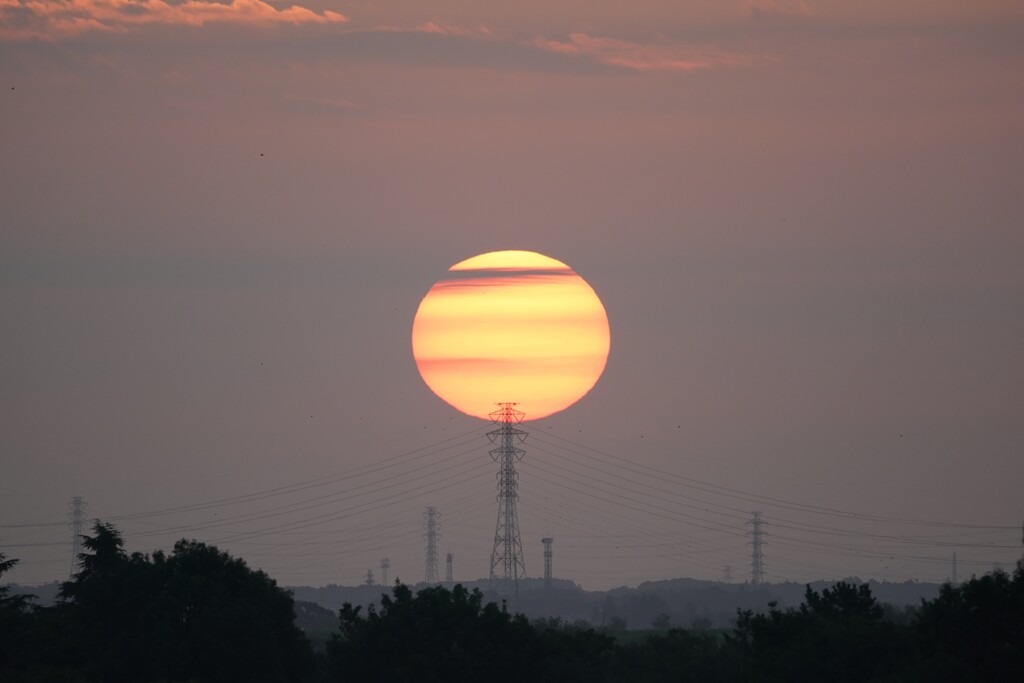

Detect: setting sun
412,250,611,420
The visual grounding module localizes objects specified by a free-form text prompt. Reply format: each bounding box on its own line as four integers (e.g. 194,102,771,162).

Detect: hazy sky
2,1,1022,589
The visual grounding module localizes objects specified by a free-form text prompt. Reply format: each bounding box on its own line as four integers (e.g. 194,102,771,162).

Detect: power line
108,427,486,524
533,430,1015,531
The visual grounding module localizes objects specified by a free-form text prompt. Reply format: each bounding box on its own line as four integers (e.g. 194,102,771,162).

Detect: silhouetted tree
729,581,909,683
913,567,1024,682
531,616,618,683
651,612,672,630
0,554,37,677
328,583,541,683
56,521,312,682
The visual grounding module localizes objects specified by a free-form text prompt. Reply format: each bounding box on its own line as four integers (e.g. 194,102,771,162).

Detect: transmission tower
380,558,390,586
723,565,733,584
424,507,441,584
951,552,959,585
749,511,766,585
445,552,454,586
68,496,86,578
542,537,554,590
364,568,375,586
488,403,527,596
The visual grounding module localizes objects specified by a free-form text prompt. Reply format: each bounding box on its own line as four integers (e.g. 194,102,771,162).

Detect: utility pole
68,496,86,578
542,537,554,590
446,552,454,586
380,558,390,587
749,511,766,586
488,403,527,597
424,507,440,584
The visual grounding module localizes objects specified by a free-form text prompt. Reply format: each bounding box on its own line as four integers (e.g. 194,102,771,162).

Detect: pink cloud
0,0,347,40
415,20,492,37
538,32,761,72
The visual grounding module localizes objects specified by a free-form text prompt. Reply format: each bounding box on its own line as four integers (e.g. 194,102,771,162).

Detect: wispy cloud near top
0,0,347,40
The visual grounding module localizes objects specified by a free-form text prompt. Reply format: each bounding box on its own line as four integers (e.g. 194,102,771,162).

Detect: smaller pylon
424,507,441,584
68,496,86,578
380,558,390,586
445,552,453,586
541,537,554,590
748,511,766,585
364,569,375,586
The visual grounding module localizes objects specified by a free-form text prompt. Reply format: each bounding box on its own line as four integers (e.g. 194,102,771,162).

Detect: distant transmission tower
542,537,554,590
380,558,390,586
68,496,86,578
424,507,441,583
364,568,375,586
446,552,454,586
488,403,527,596
723,565,733,583
951,552,959,585
749,511,766,585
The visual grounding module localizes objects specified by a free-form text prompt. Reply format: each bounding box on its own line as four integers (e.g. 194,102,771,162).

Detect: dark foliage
1,554,39,676
320,571,1023,683
616,628,734,683
5,531,1022,683
327,583,542,683
2,522,312,683
913,568,1024,682
729,581,910,683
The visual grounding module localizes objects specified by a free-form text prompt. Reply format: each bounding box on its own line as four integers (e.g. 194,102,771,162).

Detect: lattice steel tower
749,511,766,585
424,507,441,584
446,552,454,586
380,558,390,586
542,537,554,590
488,403,527,595
68,496,86,578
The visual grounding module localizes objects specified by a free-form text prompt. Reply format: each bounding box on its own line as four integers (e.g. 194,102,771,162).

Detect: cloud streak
1,3,762,77
0,0,347,40
413,20,492,38
537,32,761,72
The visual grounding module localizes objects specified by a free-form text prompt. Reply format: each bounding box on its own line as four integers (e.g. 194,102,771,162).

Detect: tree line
1,521,1021,682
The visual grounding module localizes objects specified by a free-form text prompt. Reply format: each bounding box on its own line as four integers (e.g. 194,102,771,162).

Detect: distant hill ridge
6,575,943,630
285,576,943,630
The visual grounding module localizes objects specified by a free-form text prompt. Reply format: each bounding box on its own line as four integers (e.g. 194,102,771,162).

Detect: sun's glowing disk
412,250,610,421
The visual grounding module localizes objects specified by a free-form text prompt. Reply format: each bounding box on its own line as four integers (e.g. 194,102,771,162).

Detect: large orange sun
412,250,611,421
